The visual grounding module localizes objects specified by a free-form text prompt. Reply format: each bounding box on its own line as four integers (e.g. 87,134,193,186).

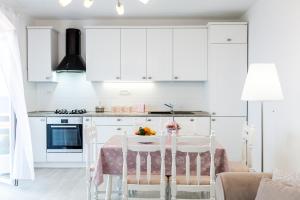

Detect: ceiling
1,0,256,19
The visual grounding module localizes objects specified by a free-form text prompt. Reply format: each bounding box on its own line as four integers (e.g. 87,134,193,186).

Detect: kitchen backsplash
31,73,209,112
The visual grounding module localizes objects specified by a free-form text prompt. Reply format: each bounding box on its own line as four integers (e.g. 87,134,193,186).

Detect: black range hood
55,28,86,73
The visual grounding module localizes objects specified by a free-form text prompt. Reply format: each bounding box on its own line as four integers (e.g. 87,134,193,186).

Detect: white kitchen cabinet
211,117,246,162
86,29,121,81
208,43,247,116
121,29,147,81
174,117,210,135
146,29,173,81
173,28,208,81
29,117,47,162
92,117,146,144
27,27,58,82
208,24,248,44
145,117,172,134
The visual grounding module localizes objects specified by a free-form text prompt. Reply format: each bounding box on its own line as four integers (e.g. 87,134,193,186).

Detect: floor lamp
241,63,284,172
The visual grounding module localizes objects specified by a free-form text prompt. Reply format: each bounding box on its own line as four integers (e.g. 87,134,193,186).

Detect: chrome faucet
164,103,175,121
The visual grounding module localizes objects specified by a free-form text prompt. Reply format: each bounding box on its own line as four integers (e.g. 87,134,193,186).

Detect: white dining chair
85,123,120,200
228,124,255,172
170,131,216,200
122,132,167,200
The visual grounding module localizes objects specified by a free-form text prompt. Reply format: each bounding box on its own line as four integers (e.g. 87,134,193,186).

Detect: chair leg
87,178,92,200
94,184,99,200
105,175,113,200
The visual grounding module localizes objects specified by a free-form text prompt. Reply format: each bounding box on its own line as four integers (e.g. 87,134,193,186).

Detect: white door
86,29,121,81
211,117,246,162
29,117,47,163
208,44,247,116
0,72,14,184
121,29,147,81
147,29,173,81
173,28,208,81
174,117,210,136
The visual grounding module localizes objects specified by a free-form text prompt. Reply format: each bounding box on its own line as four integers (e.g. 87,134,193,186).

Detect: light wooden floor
0,168,87,200
0,168,203,200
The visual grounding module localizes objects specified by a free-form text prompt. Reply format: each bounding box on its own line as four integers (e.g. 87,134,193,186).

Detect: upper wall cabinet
208,23,248,117
173,28,208,81
208,23,248,44
86,29,121,81
121,29,147,81
27,27,58,82
147,29,173,81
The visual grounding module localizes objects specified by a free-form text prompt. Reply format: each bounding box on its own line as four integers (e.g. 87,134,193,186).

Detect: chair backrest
242,124,255,170
171,131,216,185
122,132,166,185
84,122,98,172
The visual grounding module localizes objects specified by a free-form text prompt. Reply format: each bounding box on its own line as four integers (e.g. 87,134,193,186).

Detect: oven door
47,124,83,153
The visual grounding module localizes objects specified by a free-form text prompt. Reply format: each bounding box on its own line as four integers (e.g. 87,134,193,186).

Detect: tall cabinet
208,22,248,162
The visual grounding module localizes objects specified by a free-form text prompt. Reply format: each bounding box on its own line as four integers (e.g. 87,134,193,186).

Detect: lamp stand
261,102,264,172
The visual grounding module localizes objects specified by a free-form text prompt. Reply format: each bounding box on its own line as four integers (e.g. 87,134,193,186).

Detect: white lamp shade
241,63,284,101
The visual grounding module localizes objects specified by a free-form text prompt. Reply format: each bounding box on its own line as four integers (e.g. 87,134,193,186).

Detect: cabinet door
28,29,54,82
145,117,172,134
96,126,135,144
86,29,121,81
208,44,247,116
174,117,210,135
121,29,147,81
173,28,208,81
29,117,47,162
211,117,246,162
147,29,173,81
209,24,248,44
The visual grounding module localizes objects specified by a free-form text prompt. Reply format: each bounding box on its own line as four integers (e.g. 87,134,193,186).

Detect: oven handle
50,125,78,128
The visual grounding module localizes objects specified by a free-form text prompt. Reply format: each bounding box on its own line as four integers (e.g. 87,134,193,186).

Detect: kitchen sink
148,111,195,115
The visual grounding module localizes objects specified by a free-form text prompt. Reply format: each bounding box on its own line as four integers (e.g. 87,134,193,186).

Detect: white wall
244,0,300,172
28,18,215,112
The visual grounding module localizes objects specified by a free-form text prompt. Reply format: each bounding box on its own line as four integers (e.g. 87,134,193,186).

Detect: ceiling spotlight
116,0,124,15
139,0,149,4
59,0,72,7
84,0,94,8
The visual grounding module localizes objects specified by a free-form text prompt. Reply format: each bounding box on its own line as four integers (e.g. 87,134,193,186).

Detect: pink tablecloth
94,135,229,185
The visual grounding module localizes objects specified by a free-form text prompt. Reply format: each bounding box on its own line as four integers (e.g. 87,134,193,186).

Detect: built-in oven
46,117,83,153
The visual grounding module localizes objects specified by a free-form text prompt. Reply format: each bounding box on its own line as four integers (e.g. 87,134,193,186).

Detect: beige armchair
216,172,272,200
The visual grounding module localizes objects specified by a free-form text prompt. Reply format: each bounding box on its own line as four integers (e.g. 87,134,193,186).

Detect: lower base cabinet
211,117,246,162
29,117,47,163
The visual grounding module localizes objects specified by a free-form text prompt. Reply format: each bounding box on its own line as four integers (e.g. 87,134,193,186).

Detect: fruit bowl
134,127,156,136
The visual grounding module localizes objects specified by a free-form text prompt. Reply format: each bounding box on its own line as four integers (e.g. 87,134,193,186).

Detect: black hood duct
55,28,86,72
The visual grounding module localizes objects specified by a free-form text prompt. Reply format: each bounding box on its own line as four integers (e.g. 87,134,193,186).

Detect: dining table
94,135,229,199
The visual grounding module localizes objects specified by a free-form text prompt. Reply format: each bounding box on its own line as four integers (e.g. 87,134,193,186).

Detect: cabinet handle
212,112,216,115
190,119,195,122
117,128,122,131
147,119,152,122
116,77,120,80
117,118,122,122
174,76,179,80
227,38,232,42
212,119,216,122
40,118,45,122
142,77,146,80
45,76,51,80
148,77,152,80
85,119,90,122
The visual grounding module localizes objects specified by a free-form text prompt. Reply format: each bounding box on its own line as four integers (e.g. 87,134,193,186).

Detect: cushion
228,161,250,172
173,175,210,185
127,175,167,185
216,172,272,200
273,169,300,187
255,178,300,200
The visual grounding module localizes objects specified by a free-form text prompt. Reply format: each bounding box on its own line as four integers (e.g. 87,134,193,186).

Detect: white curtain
0,8,34,180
